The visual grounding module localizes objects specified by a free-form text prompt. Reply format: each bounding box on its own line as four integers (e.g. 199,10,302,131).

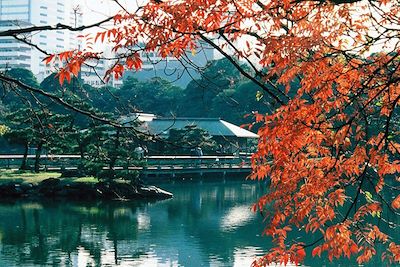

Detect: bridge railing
0,155,82,170
0,154,252,170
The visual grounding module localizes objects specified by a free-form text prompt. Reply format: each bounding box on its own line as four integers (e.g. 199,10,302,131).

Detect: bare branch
198,33,286,105
0,73,133,130
0,16,114,37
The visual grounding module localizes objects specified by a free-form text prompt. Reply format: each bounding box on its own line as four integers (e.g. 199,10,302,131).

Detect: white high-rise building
0,20,32,70
0,0,83,81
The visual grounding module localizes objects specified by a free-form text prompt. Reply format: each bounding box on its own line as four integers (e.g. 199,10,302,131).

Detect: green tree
4,108,74,171
0,125,8,136
40,73,79,93
6,68,39,88
0,68,40,110
178,58,244,117
4,108,38,170
117,77,183,116
76,117,143,183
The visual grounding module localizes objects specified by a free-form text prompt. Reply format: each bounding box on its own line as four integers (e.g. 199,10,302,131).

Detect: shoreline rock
0,178,173,200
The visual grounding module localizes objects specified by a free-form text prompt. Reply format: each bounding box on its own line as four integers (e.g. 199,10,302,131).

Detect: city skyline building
0,1,215,88
125,41,215,88
0,0,83,81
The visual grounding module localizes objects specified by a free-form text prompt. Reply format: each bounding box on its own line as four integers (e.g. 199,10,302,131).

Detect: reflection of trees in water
165,181,265,216
0,201,147,266
0,182,269,267
0,181,396,266
30,209,48,263
156,182,267,264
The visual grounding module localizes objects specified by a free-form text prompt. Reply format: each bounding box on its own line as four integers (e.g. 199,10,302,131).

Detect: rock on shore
0,178,173,200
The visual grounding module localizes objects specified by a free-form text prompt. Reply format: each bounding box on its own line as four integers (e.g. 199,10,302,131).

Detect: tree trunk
109,130,120,171
20,143,29,170
34,142,43,173
78,141,84,159
77,139,85,172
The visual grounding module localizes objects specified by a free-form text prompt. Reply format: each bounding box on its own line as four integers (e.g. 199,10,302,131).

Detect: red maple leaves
44,0,400,265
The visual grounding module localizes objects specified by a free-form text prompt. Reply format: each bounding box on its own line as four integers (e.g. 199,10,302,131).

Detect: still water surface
0,180,397,266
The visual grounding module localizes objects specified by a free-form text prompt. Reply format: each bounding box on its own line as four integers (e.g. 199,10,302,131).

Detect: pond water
0,179,397,266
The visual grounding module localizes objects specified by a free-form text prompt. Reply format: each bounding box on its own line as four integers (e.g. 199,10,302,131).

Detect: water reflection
0,181,267,267
221,205,254,232
0,181,396,266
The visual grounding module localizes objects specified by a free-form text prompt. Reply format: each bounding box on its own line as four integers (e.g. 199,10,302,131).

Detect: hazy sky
79,0,118,24
78,0,138,24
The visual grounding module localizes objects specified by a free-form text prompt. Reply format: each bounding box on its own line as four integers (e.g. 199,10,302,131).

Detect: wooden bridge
0,155,253,179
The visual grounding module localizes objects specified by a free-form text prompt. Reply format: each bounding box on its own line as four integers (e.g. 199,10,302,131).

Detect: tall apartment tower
0,0,82,81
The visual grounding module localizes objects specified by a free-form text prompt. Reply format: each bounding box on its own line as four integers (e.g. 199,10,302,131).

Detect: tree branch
12,35,50,55
0,74,134,130
0,16,114,37
198,33,286,105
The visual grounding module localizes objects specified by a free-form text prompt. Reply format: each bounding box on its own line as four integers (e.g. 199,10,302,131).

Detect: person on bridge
134,146,145,159
196,147,203,157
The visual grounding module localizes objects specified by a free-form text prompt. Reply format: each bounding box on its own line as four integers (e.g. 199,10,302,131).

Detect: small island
0,170,173,200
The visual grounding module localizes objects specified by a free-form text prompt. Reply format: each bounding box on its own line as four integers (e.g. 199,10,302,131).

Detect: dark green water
0,180,397,266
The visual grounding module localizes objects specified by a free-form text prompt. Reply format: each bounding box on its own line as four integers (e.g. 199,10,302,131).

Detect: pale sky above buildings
79,0,140,25
79,0,119,24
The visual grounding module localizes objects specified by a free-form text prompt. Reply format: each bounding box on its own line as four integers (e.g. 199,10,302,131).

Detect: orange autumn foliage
47,0,400,265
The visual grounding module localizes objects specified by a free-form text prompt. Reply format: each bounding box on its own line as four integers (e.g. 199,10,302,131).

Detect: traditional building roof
141,117,259,138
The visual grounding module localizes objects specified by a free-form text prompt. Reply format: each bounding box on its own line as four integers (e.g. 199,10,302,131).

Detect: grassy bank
0,169,173,200
0,169,99,185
